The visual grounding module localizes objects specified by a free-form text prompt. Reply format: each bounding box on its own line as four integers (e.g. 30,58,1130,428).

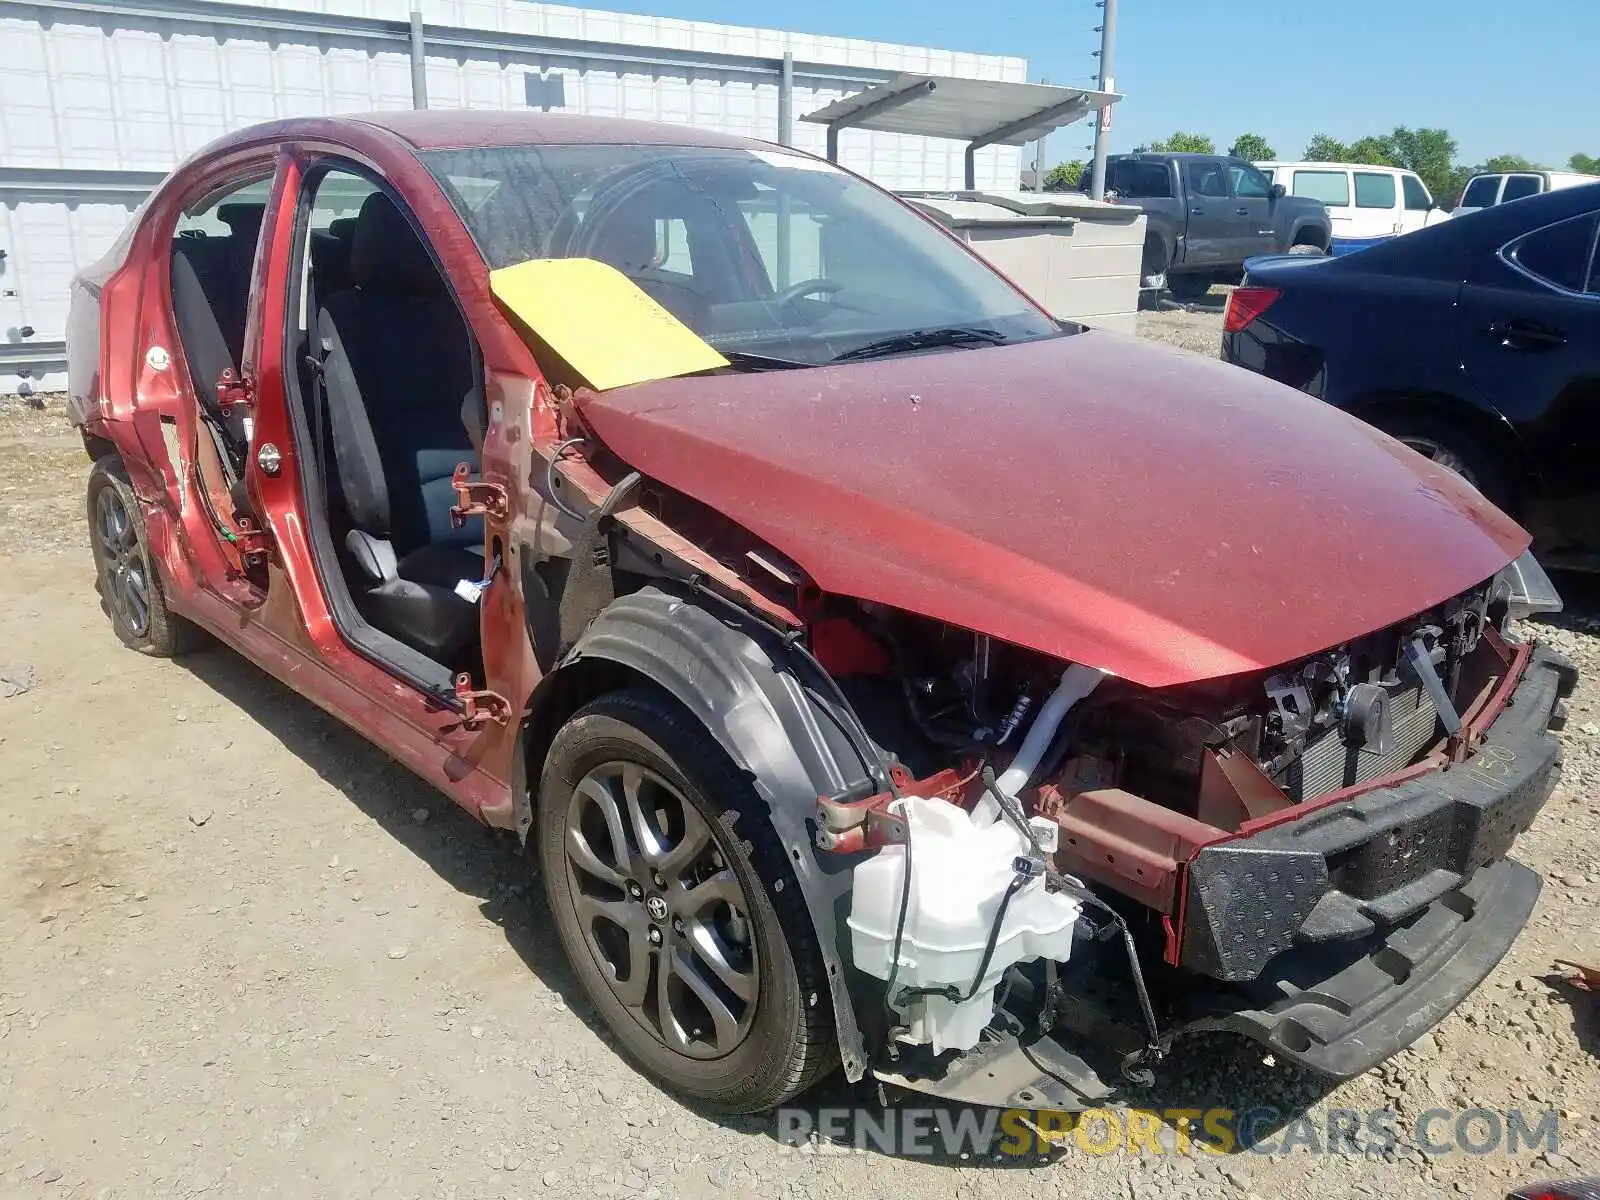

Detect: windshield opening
421,144,1064,367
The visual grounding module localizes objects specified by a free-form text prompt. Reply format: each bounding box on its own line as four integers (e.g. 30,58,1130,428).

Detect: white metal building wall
0,0,1027,394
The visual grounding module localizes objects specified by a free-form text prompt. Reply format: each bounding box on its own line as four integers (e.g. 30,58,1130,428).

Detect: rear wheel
1167,273,1213,302
86,457,201,656
1375,415,1510,509
1140,236,1169,291
535,688,837,1113
1288,242,1326,256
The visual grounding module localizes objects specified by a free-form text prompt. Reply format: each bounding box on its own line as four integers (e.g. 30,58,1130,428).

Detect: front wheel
535,688,837,1113
1288,242,1327,256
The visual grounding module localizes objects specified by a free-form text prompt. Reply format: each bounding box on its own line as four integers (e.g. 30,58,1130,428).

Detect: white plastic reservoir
848,796,1081,1053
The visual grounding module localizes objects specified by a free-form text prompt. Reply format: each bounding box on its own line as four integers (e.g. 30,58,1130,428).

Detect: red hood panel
577,331,1528,687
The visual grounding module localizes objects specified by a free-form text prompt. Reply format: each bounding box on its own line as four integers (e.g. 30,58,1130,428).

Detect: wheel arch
513,585,876,1082
1343,387,1542,510
1289,221,1329,251
1142,226,1174,273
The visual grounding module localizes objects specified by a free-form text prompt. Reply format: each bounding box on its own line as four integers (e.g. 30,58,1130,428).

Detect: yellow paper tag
488,258,728,391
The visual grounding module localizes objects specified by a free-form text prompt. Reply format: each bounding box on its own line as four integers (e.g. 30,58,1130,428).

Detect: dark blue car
1223,184,1600,570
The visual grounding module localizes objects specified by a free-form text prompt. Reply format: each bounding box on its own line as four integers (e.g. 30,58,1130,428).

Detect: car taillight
1224,286,1281,333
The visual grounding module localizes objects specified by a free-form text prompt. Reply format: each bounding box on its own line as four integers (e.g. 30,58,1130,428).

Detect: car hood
576,330,1528,687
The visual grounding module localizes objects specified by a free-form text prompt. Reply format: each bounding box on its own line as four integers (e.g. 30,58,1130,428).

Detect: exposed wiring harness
545,436,588,521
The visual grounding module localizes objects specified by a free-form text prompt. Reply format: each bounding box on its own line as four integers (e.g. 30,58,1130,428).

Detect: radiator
1284,684,1440,802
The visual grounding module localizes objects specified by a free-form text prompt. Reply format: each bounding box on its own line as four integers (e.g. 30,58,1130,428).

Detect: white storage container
848,795,1081,1053
900,191,1147,333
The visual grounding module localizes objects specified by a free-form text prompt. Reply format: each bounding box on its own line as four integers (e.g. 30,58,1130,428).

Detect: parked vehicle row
68,112,1573,1117
1224,182,1600,569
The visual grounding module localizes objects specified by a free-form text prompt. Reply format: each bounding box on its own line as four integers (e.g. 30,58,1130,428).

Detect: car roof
1258,162,1415,174
1115,151,1221,160
209,111,781,156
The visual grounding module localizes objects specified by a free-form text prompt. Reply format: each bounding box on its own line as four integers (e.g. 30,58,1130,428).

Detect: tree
1303,134,1350,162
1481,154,1541,174
1347,135,1399,166
1386,127,1458,203
1228,133,1275,161
1042,160,1086,191
1439,164,1477,210
1149,132,1216,155
1570,153,1600,175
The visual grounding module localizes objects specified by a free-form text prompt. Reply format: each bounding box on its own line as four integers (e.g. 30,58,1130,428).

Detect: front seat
315,191,482,665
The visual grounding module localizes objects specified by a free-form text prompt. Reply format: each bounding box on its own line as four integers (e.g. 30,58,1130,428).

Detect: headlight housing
1492,549,1563,623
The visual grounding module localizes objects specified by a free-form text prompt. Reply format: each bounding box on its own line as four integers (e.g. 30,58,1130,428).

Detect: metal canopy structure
803,74,1120,189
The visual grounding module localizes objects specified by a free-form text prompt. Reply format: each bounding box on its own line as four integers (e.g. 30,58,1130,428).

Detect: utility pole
1031,77,1049,189
1088,0,1117,200
409,3,428,110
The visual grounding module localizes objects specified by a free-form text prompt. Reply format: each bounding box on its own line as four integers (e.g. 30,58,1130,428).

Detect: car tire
1376,416,1511,510
1140,237,1169,291
1167,273,1213,302
86,456,203,657
535,687,837,1113
1288,242,1326,256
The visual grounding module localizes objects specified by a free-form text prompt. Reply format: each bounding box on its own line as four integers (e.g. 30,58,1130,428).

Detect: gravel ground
1,364,1596,1200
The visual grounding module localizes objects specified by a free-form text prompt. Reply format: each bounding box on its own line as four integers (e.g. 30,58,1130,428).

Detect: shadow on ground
175,642,1347,1165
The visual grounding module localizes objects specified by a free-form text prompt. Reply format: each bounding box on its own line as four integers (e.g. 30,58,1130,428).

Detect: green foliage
1228,133,1275,162
1347,135,1399,166
1482,154,1542,173
1440,165,1477,209
1149,131,1216,155
1303,134,1350,162
1042,160,1086,191
1570,153,1600,175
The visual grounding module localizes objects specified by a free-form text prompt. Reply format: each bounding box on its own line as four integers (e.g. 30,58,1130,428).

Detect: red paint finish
579,331,1529,687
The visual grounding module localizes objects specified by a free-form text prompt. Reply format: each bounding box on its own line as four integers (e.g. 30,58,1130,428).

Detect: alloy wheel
95,485,151,639
563,761,759,1059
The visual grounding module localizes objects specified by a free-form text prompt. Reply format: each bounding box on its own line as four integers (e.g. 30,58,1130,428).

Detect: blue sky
588,0,1597,169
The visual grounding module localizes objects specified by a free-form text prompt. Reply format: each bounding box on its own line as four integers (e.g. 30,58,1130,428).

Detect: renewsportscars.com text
776,1106,1562,1159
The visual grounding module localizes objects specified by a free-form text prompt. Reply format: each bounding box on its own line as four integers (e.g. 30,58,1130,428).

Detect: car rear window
1107,160,1173,198
1291,170,1350,206
1460,175,1501,208
1501,174,1543,203
1508,213,1600,292
1354,172,1397,209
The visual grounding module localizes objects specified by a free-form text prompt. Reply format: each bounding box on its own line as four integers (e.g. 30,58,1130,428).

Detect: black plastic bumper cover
1202,855,1540,1077
1181,642,1575,1077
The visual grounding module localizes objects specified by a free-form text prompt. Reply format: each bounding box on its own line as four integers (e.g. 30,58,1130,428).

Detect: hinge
453,672,511,729
216,367,256,414
232,513,271,562
449,461,509,527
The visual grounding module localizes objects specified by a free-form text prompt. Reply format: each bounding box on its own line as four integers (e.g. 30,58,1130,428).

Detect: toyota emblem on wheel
645,895,669,922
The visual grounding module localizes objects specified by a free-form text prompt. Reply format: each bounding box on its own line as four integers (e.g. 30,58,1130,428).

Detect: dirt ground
2,321,1597,1200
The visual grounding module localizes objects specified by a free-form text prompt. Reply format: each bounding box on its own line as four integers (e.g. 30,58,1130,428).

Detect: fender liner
517,585,878,1082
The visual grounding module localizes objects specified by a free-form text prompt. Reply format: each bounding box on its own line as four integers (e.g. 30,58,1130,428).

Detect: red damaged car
67,112,1574,1114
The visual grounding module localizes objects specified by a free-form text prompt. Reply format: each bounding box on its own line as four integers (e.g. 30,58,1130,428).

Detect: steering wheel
774,277,843,306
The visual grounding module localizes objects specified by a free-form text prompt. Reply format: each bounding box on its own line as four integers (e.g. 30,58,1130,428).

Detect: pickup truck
1098,153,1333,300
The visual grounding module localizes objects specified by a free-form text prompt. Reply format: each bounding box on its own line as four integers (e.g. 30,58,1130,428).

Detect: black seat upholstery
315,191,482,665
171,203,265,446
170,201,265,511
